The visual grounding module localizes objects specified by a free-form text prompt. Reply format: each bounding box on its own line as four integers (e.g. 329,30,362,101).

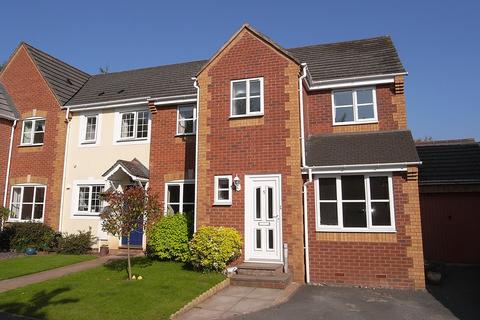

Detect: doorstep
175,283,300,320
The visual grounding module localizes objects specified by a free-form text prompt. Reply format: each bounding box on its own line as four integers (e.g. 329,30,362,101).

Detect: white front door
244,174,282,262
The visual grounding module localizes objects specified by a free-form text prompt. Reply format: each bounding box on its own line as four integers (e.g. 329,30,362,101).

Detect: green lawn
0,254,96,280
0,258,225,320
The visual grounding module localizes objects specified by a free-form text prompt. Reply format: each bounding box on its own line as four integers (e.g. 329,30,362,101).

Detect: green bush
189,226,242,271
58,230,95,254
4,222,56,252
147,213,191,262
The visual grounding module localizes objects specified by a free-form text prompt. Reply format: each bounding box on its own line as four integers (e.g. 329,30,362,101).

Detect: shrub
4,222,56,252
58,230,95,254
147,213,191,262
189,226,242,271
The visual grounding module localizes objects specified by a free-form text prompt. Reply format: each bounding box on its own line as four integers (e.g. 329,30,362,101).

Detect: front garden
0,258,225,320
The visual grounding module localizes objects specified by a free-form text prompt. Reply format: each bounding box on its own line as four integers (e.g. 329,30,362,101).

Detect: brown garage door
420,192,480,264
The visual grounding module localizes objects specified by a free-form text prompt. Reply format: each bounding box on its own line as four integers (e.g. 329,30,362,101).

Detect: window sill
332,120,378,126
72,214,101,219
316,228,396,233
229,113,264,119
213,202,232,206
81,140,97,145
175,133,196,137
18,143,44,148
8,219,43,223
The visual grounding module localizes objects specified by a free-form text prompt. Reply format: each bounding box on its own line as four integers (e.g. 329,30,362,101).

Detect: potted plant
99,244,109,256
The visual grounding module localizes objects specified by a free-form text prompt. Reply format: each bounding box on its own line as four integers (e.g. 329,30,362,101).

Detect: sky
0,0,478,140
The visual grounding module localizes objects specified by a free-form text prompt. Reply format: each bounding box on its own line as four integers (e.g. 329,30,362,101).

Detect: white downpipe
299,63,308,167
192,78,199,233
298,63,311,283
3,120,17,207
303,169,313,283
58,108,71,232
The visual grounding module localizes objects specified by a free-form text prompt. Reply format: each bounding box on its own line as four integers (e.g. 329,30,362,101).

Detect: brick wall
0,45,66,229
195,29,305,281
305,81,407,136
306,168,425,289
149,103,196,205
0,118,13,205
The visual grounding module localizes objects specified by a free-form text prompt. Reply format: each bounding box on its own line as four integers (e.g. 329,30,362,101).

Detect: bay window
316,174,395,232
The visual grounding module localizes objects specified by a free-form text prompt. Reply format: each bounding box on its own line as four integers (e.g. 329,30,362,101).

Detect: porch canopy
305,130,420,173
102,158,149,189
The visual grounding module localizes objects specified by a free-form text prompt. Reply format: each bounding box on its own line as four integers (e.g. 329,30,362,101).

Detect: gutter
193,78,200,233
302,161,422,173
3,119,17,208
58,108,71,233
307,72,408,90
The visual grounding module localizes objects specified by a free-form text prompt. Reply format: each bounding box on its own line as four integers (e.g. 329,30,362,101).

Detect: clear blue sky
1,0,478,140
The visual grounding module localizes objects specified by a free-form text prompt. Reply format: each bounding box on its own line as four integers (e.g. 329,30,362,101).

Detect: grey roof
102,158,150,180
24,43,90,105
288,36,405,82
306,130,419,167
416,139,480,185
0,83,19,120
66,36,405,106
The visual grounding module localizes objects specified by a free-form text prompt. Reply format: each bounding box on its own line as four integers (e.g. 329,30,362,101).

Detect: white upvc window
332,87,377,125
165,181,195,215
75,184,105,216
176,105,196,135
117,110,150,142
231,77,264,117
21,118,45,146
9,185,46,222
315,173,395,232
214,175,232,205
80,114,99,144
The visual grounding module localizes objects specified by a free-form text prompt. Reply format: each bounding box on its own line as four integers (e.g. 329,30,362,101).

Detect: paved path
177,284,299,320
235,285,457,320
0,255,122,293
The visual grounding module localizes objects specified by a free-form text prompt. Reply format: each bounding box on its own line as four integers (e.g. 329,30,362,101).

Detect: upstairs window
21,118,45,146
9,185,46,221
81,114,99,144
316,174,395,232
231,78,263,117
119,110,149,141
177,105,196,135
333,88,377,125
76,184,105,216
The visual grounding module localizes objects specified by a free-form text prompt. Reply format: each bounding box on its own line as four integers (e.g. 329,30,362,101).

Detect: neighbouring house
0,24,425,289
0,43,89,229
417,139,480,264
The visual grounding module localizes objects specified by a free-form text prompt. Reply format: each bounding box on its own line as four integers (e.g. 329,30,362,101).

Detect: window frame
8,184,46,222
176,104,197,136
74,184,105,217
230,77,264,118
314,173,395,233
79,113,100,145
114,109,151,144
213,175,232,206
331,87,378,126
20,117,46,146
164,180,195,214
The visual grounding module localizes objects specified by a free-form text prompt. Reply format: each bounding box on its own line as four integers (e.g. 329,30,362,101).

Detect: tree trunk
127,234,132,280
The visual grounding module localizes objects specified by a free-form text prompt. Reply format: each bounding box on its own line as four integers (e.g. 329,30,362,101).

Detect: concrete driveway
235,285,456,320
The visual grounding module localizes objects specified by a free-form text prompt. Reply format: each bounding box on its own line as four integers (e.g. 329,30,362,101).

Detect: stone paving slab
0,255,123,293
177,284,299,320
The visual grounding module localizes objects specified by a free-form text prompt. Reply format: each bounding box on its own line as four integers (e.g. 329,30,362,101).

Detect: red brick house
0,43,89,229
0,24,425,289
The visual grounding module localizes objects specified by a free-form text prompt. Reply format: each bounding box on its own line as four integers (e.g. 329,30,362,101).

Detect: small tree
100,186,161,280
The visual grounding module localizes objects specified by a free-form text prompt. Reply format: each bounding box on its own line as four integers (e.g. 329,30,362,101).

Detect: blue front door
122,226,143,247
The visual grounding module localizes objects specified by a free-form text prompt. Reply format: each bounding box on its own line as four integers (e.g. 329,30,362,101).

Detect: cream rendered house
60,101,151,250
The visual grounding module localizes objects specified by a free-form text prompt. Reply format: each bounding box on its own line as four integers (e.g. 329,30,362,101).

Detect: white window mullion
336,177,343,229
246,79,251,113
365,176,372,228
